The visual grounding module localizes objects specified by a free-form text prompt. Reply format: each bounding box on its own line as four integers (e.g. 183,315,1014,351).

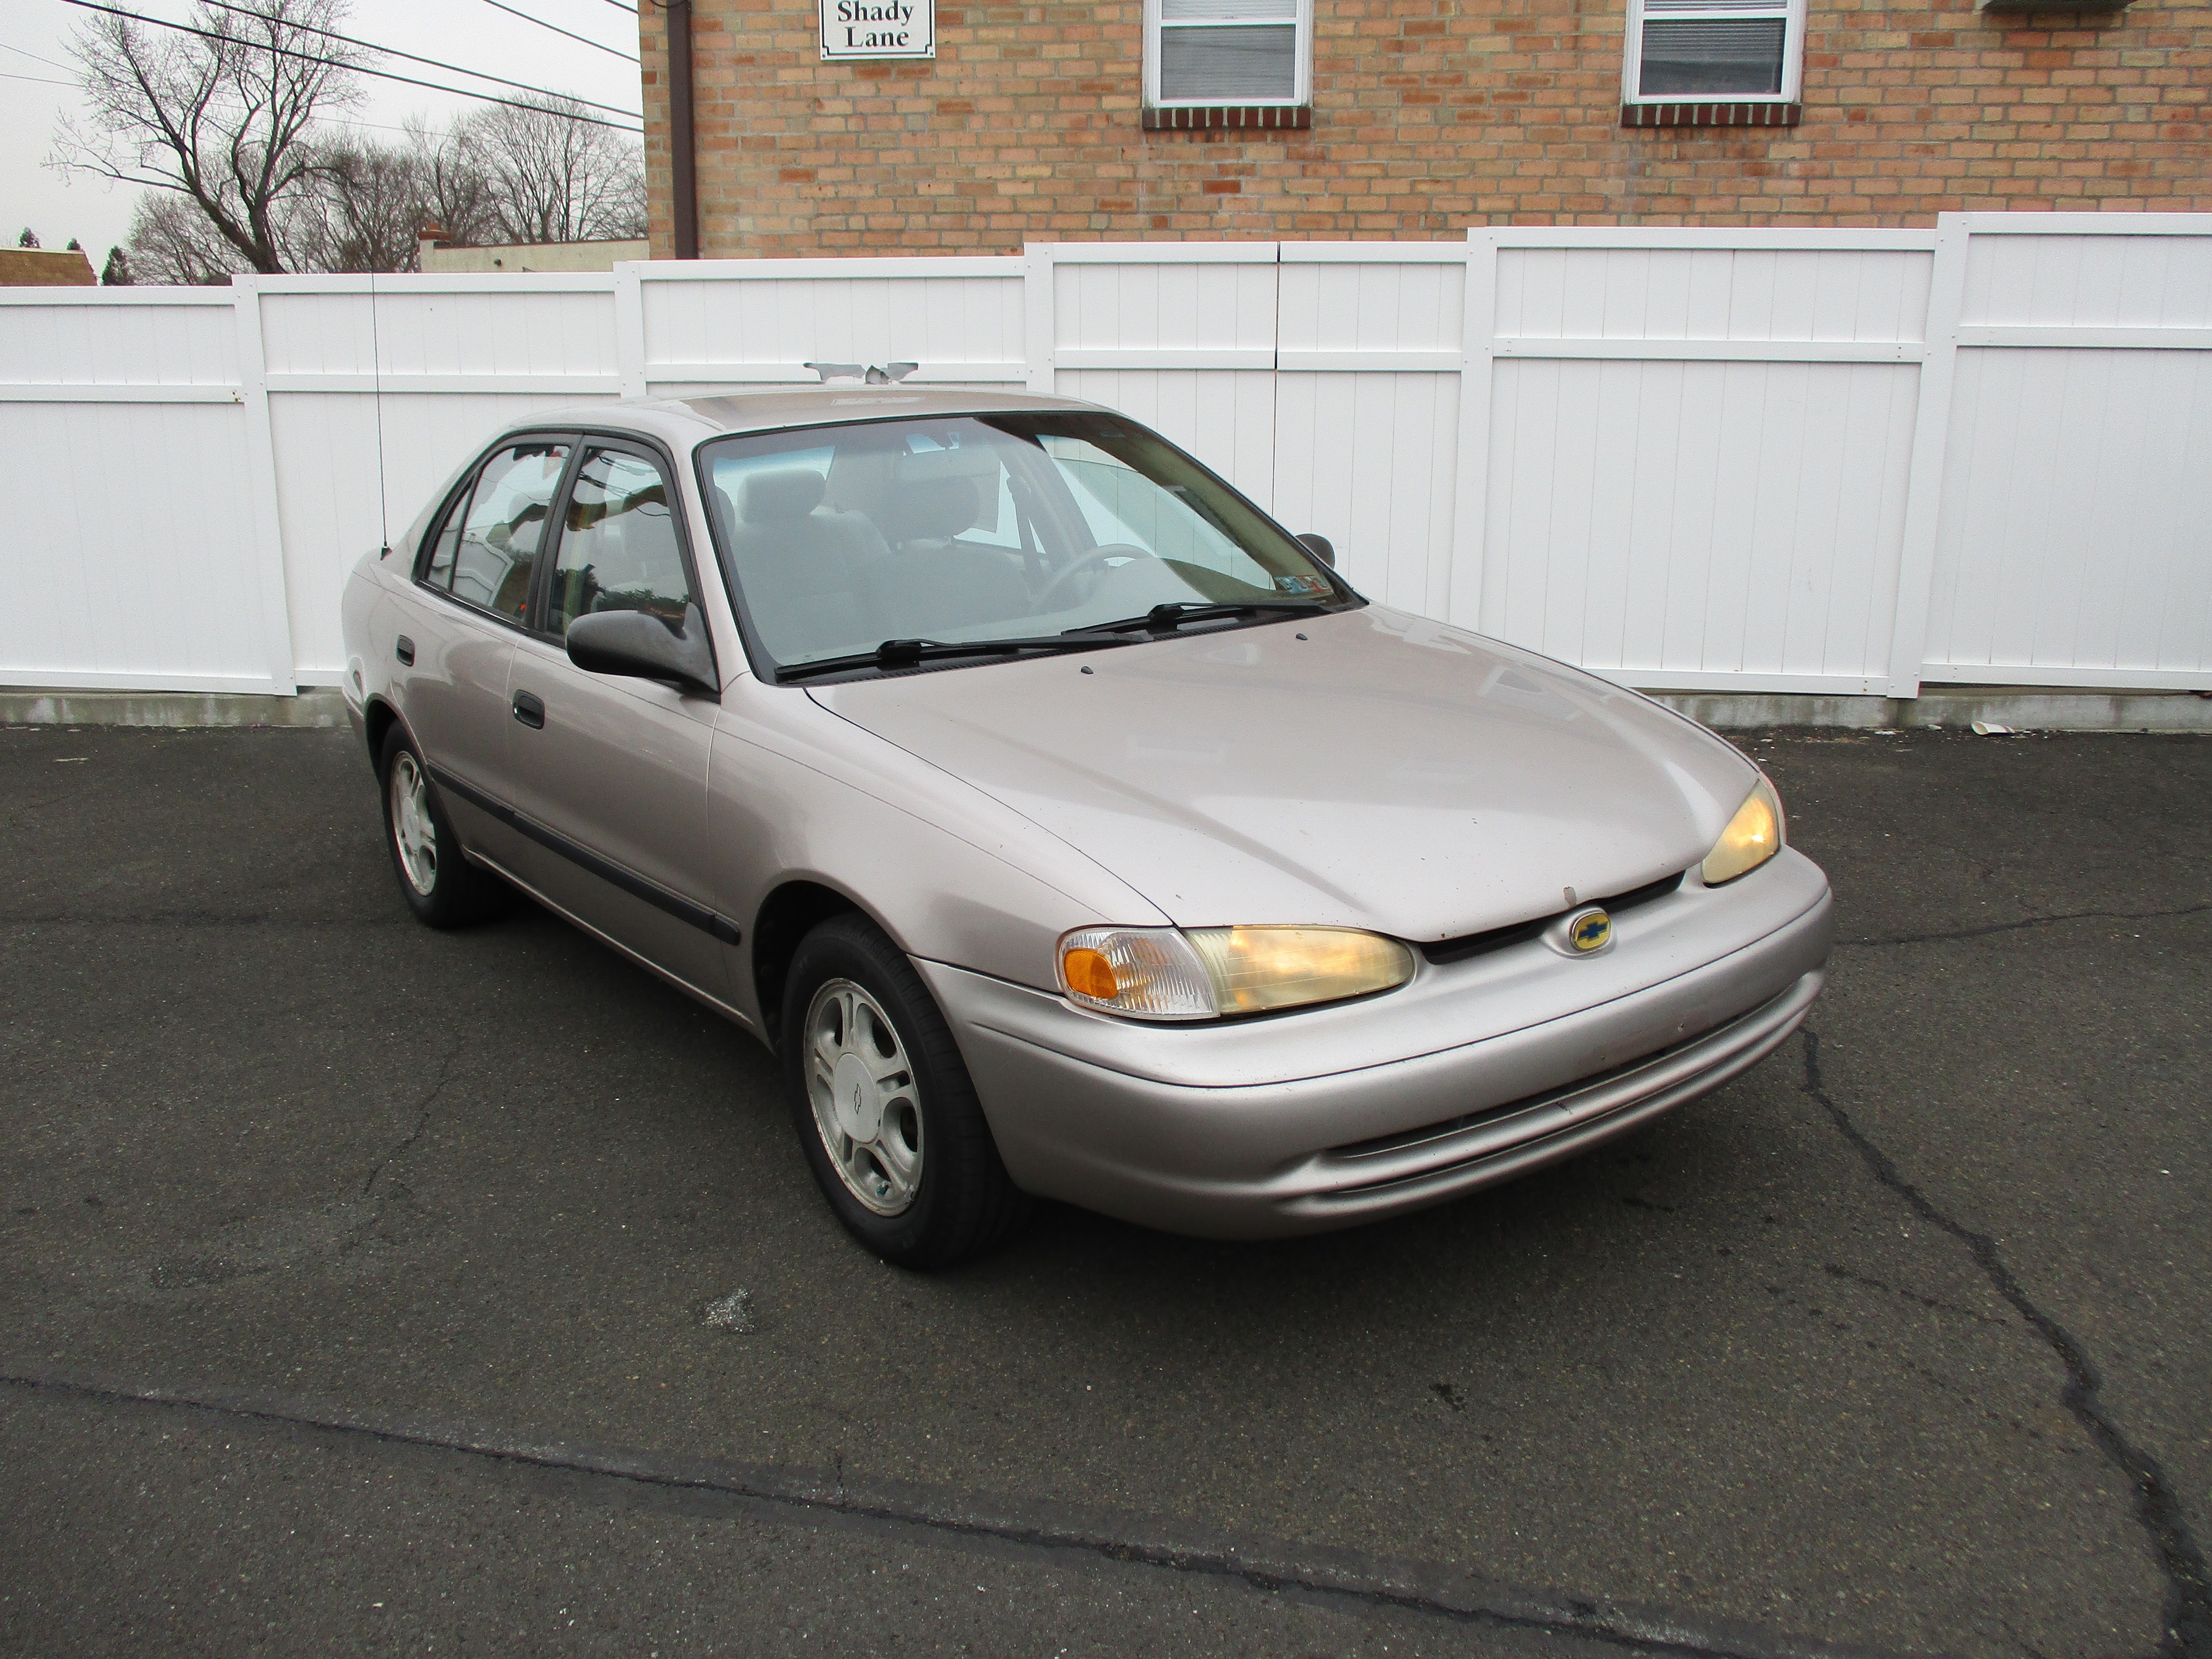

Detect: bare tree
289,139,424,272
457,96,646,246
58,2,644,282
52,0,362,275
404,118,500,251
124,191,250,284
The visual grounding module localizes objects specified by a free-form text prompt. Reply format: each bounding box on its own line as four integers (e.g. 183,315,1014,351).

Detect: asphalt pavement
0,722,2206,1659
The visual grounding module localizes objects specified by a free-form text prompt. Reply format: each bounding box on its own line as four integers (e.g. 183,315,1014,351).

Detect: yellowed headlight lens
1058,925,1414,1019
1186,926,1414,1015
1702,776,1785,886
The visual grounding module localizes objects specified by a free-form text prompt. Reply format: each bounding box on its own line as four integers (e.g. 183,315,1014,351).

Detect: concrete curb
4,684,2209,733
0,688,352,729
1647,688,2212,733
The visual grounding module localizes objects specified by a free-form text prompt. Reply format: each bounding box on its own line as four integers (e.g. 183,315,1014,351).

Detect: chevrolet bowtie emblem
1567,908,1613,953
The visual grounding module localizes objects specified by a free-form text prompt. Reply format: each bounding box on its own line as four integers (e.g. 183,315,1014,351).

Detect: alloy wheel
804,978,924,1216
390,751,438,896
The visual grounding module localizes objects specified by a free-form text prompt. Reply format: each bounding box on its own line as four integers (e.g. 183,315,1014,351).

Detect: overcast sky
2,0,644,264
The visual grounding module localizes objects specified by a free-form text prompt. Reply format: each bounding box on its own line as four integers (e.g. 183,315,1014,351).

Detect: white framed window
1622,0,1804,103
1143,0,1311,109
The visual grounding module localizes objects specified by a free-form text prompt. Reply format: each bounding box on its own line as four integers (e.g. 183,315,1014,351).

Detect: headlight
1058,925,1414,1021
1702,776,1785,886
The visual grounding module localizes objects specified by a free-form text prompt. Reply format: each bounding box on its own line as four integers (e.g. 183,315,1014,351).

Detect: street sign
820,0,935,59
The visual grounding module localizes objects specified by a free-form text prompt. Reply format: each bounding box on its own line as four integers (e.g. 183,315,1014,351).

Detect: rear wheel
380,726,507,928
781,913,1028,1267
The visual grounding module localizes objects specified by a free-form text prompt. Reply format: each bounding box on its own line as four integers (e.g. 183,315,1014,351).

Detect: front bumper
918,851,1834,1238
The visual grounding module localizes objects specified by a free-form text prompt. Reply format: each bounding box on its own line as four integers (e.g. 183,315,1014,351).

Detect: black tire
378,724,507,928
781,913,1030,1267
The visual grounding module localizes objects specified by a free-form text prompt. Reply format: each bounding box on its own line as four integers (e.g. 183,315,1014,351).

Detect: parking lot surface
1,723,2206,1658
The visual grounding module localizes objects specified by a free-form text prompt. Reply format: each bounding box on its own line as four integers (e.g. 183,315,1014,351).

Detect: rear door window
423,482,466,590
432,441,571,623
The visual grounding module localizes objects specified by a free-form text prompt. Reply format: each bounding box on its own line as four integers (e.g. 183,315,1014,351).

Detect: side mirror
1297,532,1336,569
566,604,718,695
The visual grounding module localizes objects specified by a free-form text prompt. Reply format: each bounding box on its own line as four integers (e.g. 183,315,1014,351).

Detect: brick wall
641,0,2212,254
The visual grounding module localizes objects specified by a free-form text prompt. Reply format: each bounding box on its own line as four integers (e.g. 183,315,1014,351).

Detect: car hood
806,606,1759,941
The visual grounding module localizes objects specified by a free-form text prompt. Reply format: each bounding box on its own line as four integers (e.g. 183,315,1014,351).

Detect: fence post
614,262,648,398
1450,227,1500,633
1884,216,1970,700
230,276,298,696
1022,243,1056,395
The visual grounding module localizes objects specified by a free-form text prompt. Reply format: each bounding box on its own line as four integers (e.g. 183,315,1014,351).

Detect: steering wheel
1035,543,1162,612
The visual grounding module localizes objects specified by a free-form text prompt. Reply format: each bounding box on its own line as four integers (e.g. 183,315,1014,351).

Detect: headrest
878,477,980,544
894,447,998,484
738,468,826,523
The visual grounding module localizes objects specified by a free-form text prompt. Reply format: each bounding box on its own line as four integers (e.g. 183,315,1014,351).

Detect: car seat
717,468,889,661
864,472,1029,634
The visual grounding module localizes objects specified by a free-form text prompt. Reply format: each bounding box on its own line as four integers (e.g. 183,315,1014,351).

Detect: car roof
494,387,1107,450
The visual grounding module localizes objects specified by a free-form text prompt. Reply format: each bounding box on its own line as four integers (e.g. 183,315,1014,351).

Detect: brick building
639,0,2210,253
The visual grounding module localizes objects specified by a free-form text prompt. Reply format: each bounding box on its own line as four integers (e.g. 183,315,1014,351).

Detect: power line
191,0,642,120
476,0,638,64
5,37,470,136
1,38,81,71
601,0,639,12
319,111,448,138
57,1,644,131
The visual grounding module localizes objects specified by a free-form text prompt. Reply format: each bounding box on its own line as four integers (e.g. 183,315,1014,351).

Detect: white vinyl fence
3,213,2207,699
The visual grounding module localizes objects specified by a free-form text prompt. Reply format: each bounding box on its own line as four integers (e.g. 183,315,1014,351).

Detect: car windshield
695,411,1352,675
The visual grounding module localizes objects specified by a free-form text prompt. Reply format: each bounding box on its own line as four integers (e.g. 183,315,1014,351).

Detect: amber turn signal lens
1062,947,1119,1001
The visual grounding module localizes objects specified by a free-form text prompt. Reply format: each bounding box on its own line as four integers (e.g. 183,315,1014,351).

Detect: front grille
1421,872,1684,966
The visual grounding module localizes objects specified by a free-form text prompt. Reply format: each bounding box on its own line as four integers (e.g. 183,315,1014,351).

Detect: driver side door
502,439,737,1006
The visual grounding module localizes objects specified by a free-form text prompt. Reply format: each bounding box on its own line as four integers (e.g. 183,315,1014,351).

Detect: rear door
390,435,574,863
502,438,735,1003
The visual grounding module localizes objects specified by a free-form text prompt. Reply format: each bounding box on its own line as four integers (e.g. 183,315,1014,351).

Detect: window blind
1149,0,1308,106
1625,0,1800,101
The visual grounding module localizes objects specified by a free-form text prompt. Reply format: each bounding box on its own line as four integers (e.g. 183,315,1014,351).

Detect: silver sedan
340,389,1833,1265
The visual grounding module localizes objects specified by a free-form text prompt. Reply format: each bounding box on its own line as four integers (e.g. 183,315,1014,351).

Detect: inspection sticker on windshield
1275,573,1332,596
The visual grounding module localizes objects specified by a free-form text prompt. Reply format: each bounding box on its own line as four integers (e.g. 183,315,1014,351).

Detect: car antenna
369,265,391,557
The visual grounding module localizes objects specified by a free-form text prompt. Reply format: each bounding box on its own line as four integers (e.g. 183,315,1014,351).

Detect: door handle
394,635,415,666
511,690,545,729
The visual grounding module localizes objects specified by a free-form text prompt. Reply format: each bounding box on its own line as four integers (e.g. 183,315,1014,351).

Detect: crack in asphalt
1819,1264,2005,1327
1800,1027,2211,1659
0,1364,1910,1659
130,1044,466,1293
361,1039,463,1201
1838,902,2211,951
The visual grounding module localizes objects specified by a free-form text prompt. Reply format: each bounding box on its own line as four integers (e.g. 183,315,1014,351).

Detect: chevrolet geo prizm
341,389,1834,1266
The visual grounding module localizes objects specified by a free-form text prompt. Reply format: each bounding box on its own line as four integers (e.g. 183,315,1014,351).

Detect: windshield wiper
1066,600,1332,638
777,634,1134,683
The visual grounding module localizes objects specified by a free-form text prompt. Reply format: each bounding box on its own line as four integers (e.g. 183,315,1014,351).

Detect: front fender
706,686,1170,1031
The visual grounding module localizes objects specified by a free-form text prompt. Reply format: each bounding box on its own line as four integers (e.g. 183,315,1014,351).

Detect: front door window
547,448,693,637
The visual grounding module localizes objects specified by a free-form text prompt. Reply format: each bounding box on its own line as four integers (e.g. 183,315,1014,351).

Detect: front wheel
781,914,1028,1267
